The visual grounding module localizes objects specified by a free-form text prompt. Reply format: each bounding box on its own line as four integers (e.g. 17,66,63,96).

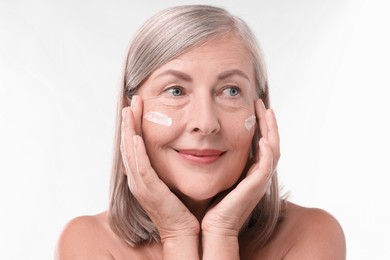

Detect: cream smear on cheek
144,111,172,127
144,111,254,130
245,115,256,131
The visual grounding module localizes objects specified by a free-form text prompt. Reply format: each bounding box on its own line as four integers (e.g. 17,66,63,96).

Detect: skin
55,35,346,259
136,34,259,221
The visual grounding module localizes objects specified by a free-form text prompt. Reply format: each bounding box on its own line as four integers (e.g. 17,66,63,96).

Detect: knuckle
137,164,146,177
122,157,131,173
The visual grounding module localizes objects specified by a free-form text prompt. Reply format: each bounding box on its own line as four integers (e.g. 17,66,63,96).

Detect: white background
1,0,389,259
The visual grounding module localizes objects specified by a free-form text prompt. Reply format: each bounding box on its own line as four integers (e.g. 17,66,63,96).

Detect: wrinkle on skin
144,111,172,127
135,34,258,213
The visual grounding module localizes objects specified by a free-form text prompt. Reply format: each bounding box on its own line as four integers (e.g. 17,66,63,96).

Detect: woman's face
137,35,257,202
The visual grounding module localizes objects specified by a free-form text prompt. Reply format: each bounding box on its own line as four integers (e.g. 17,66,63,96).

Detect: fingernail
270,108,275,117
130,95,137,108
258,99,266,115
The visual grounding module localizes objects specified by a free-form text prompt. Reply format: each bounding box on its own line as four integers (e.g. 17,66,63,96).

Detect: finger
132,135,168,196
255,99,268,140
242,137,274,191
265,109,281,165
258,138,274,182
121,106,137,162
213,137,274,219
130,95,143,136
121,106,142,190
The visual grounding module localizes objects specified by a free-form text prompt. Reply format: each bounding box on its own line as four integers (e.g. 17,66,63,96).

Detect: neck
175,192,214,223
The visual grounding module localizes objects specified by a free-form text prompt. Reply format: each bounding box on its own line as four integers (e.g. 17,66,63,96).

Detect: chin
171,179,232,203
177,190,217,202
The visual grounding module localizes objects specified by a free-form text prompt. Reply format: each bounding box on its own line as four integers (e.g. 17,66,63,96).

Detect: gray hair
108,4,281,249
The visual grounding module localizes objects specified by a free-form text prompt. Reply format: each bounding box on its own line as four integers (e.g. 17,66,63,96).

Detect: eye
166,86,184,96
222,86,241,97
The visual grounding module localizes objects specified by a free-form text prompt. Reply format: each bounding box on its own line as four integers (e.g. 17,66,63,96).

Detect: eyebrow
154,69,250,82
155,70,192,81
217,69,250,81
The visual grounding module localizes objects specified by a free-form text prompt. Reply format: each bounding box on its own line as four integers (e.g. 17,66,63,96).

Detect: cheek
142,97,187,133
142,114,174,148
222,107,256,136
141,116,174,180
142,97,182,125
141,106,184,153
143,100,172,131
140,108,185,187
244,115,256,131
144,111,172,127
223,114,256,158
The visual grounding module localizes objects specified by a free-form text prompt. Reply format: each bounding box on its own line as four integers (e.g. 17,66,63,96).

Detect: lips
177,149,225,164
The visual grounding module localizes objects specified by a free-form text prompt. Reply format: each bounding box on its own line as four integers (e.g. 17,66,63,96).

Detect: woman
56,5,345,259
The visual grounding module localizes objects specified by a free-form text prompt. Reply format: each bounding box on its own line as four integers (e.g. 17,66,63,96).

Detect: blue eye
223,86,240,97
166,87,183,96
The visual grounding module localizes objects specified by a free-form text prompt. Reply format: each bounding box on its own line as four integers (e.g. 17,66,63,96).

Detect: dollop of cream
245,115,256,131
144,111,172,127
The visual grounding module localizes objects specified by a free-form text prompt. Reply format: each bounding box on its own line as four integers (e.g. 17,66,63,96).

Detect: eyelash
164,85,241,98
221,86,241,97
165,86,185,97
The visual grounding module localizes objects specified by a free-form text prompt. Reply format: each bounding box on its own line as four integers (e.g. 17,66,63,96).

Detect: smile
176,149,225,164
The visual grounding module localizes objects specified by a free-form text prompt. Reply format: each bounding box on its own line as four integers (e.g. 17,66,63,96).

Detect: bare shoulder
282,202,346,259
251,201,346,259
55,212,115,260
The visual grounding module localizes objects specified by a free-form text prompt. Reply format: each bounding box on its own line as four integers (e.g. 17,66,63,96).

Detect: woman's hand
201,99,280,255
120,96,200,256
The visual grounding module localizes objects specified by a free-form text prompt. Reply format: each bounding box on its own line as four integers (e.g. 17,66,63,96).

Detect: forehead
179,34,251,64
150,34,255,80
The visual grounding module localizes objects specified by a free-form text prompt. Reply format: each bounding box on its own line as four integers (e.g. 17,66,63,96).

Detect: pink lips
177,149,224,164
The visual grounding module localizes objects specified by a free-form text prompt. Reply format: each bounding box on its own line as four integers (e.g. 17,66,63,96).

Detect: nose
187,95,221,135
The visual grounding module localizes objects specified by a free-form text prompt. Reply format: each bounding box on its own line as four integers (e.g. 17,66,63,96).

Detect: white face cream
144,111,172,127
244,115,256,131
